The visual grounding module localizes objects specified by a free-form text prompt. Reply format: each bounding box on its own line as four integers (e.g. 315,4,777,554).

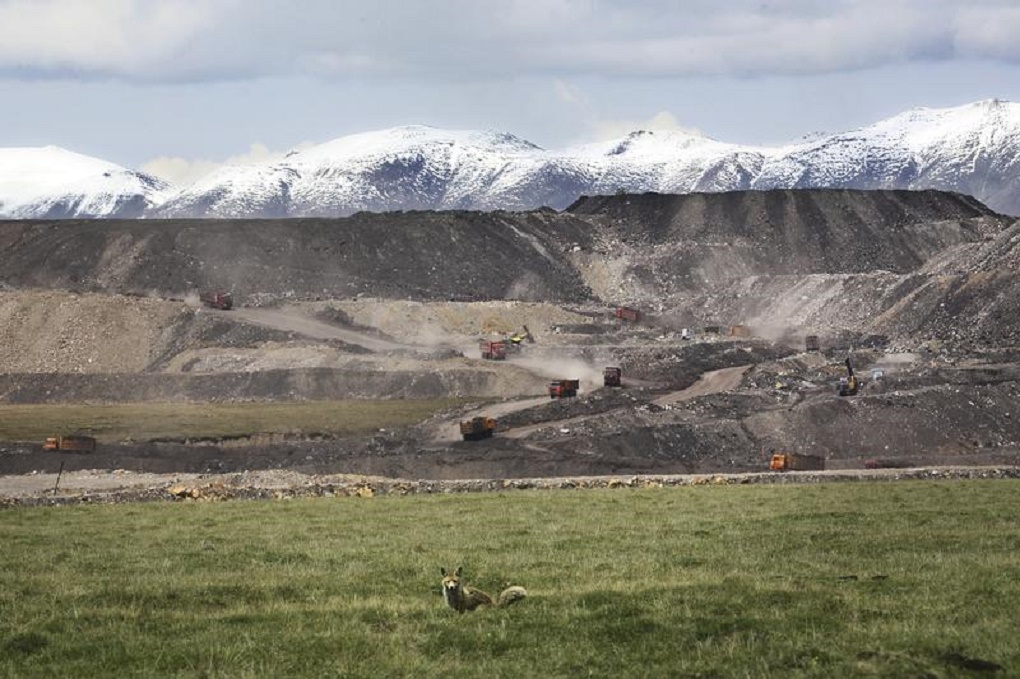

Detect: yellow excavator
506,325,535,349
838,357,859,396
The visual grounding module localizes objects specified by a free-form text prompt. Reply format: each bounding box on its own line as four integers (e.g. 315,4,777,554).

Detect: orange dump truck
459,416,497,441
548,379,580,399
769,453,825,471
43,435,97,453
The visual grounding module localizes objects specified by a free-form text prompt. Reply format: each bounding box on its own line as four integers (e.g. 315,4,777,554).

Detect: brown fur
440,567,527,613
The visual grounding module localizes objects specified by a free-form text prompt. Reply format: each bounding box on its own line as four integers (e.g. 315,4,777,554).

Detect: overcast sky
2,0,1019,185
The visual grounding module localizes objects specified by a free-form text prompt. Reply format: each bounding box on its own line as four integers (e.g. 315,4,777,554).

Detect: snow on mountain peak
855,99,1020,150
289,125,542,165
0,146,172,218
3,99,1020,219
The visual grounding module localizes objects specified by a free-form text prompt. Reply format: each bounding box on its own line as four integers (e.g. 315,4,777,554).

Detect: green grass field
2,480,1018,677
0,399,466,442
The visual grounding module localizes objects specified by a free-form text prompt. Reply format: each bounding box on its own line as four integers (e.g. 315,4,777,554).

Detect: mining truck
864,458,912,469
460,416,496,441
603,366,622,387
200,291,233,310
805,335,820,352
480,340,508,360
548,379,580,399
838,357,859,396
42,435,97,453
613,307,641,323
769,452,825,471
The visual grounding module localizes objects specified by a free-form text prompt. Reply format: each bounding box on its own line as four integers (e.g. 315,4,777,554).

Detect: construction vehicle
864,458,911,469
838,357,859,396
769,452,825,471
459,416,497,441
42,435,97,453
728,325,751,337
199,291,233,310
548,379,580,399
506,325,535,349
603,366,622,387
805,335,820,352
479,340,508,360
613,307,641,323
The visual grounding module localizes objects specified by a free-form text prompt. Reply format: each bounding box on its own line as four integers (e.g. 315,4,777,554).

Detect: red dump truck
613,307,641,323
480,340,508,360
200,291,233,310
460,416,497,441
548,379,580,399
769,453,825,471
43,435,97,453
603,367,622,387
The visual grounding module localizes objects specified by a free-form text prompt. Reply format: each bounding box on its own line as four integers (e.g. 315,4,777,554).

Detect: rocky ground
1,189,1018,502
5,466,1020,509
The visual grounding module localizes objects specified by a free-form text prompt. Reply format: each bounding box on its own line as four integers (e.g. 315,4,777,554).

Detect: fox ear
440,567,447,576
455,566,463,577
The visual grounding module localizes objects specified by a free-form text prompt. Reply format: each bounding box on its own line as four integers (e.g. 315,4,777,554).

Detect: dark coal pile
0,210,596,304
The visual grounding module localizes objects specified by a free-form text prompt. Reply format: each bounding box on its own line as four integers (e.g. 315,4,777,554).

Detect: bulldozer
838,357,859,396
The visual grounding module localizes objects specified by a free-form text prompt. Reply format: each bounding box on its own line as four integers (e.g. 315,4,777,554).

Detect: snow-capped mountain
0,147,171,219
149,126,772,218
151,100,1020,218
2,100,1019,219
753,99,1020,213
153,127,546,218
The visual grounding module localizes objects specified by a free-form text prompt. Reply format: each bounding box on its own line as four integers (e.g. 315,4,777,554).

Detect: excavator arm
839,357,859,396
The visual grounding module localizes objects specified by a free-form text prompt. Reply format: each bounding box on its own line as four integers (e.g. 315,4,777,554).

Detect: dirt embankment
4,466,1019,509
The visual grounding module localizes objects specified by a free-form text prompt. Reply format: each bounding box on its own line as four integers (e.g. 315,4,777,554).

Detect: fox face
441,567,464,598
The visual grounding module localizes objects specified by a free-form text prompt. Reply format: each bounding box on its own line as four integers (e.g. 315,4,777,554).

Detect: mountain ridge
2,100,1019,218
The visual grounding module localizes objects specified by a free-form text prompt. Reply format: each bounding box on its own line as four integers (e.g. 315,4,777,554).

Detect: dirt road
216,307,411,352
430,365,755,443
651,365,750,407
501,365,753,439
427,396,551,444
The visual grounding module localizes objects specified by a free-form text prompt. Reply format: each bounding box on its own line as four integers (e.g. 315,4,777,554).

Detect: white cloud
1,1,1019,81
141,141,310,185
954,6,1020,60
0,0,237,76
553,79,586,106
591,111,703,141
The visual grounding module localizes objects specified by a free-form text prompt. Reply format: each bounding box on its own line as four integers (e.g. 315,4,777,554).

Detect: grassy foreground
0,399,465,442
2,481,1018,677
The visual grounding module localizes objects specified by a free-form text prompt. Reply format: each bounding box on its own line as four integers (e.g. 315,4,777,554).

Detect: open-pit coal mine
1,188,1019,502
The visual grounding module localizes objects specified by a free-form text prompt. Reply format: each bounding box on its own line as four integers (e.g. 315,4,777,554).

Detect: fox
440,566,527,613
